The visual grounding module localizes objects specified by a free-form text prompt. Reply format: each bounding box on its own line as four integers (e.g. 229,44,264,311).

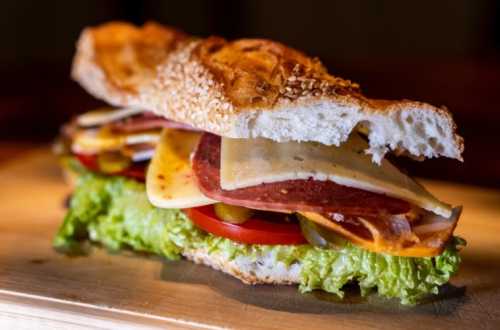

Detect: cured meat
110,113,199,133
300,207,461,257
192,133,411,216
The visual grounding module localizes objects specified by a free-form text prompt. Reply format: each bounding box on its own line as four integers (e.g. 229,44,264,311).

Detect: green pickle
97,152,131,174
298,215,347,248
214,203,254,224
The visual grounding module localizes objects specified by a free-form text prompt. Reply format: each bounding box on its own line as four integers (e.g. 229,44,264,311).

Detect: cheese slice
126,148,156,162
77,107,144,127
72,127,160,154
221,134,452,217
147,128,216,209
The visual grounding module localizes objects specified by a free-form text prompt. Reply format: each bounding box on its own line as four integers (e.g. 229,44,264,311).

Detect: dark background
1,0,499,187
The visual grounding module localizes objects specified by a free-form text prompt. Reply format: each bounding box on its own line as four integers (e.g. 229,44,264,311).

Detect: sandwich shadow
159,258,468,316
52,239,471,317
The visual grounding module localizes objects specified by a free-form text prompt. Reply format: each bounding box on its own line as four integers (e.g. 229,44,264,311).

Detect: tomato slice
75,153,99,171
184,205,307,245
75,153,146,181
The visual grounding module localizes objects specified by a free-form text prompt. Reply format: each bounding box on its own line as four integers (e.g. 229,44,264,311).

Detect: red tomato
75,153,99,171
184,205,307,245
75,153,146,181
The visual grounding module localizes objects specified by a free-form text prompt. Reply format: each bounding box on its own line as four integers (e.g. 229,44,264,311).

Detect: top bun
72,21,463,163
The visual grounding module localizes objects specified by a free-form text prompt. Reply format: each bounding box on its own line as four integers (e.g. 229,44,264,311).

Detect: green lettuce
54,171,464,305
299,236,464,304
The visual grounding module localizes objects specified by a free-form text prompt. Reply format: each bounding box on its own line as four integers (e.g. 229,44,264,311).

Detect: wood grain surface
0,148,499,329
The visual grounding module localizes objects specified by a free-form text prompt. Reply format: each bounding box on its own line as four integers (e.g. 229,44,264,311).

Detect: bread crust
72,21,188,105
194,36,361,109
72,22,464,162
182,247,300,285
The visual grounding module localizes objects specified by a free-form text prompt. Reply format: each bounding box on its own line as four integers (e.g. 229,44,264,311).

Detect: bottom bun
183,247,300,285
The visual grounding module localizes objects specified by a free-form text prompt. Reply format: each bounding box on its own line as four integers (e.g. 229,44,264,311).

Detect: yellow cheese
146,129,216,209
72,127,160,154
221,134,452,217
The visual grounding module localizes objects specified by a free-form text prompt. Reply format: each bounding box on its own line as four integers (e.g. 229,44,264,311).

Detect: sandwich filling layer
56,107,464,305
59,112,461,258
54,167,463,305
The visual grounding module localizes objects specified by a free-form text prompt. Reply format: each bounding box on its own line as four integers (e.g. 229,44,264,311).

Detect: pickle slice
97,152,132,174
214,203,254,224
298,214,347,248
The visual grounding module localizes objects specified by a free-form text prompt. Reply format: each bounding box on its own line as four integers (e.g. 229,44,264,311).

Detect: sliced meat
192,133,411,216
110,113,199,133
300,207,461,257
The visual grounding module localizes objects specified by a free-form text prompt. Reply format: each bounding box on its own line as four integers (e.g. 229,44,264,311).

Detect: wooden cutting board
0,149,499,329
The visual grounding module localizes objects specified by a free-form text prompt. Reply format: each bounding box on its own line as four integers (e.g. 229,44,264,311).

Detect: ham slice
192,133,411,216
300,207,461,257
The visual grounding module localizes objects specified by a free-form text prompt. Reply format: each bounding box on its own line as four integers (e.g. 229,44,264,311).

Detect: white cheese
221,134,452,217
129,148,156,162
71,128,160,154
77,107,144,127
146,129,216,209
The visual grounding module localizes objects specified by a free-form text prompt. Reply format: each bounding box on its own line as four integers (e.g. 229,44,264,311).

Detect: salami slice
110,113,199,133
192,133,411,216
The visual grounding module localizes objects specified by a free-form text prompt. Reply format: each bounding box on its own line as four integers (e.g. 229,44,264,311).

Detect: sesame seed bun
72,21,463,163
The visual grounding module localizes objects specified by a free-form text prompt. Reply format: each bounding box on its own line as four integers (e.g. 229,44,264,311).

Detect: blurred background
1,0,499,187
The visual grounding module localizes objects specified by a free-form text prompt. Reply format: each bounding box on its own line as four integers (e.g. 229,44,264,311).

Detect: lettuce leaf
54,171,464,305
299,236,464,304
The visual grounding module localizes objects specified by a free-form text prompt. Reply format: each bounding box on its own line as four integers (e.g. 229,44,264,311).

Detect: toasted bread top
194,37,360,109
72,22,463,163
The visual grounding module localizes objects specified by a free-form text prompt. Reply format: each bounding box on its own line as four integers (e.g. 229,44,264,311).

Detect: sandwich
54,21,465,305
